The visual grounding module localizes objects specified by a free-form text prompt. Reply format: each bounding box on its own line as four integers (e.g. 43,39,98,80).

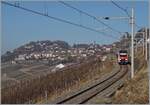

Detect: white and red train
117,50,131,65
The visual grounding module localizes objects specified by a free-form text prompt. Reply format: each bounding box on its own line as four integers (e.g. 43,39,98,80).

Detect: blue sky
1,0,149,54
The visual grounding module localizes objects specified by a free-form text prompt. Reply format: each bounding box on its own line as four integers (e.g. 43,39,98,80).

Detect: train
117,50,131,65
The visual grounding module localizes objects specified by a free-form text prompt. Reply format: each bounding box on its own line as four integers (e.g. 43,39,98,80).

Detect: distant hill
1,40,71,62
13,40,70,54
73,44,89,49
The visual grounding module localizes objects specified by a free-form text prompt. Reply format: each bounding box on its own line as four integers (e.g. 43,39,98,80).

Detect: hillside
112,47,149,104
112,63,149,104
1,40,70,62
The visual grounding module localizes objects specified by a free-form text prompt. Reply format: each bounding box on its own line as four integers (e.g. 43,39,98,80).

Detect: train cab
117,50,129,65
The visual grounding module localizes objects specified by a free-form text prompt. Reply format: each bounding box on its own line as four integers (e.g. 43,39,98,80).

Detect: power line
58,1,122,35
1,1,118,39
135,23,142,29
111,0,142,29
111,0,130,17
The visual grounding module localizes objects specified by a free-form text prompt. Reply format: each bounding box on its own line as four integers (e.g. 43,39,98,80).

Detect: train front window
120,55,127,57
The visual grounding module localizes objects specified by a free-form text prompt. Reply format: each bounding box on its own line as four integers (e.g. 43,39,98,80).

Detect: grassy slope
38,58,115,103
2,57,116,104
112,64,149,104
112,48,149,104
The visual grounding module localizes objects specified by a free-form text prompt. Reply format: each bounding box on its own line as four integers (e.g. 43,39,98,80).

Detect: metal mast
131,8,135,78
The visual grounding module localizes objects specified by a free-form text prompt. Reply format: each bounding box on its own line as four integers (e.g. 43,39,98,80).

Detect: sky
1,0,149,54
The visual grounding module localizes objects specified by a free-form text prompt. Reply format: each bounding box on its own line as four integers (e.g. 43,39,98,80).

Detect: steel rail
80,65,128,104
55,65,128,104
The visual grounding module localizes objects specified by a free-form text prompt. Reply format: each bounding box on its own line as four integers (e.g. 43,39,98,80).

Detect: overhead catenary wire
111,0,142,29
135,24,142,29
1,1,118,39
43,2,48,16
111,0,130,17
58,1,122,35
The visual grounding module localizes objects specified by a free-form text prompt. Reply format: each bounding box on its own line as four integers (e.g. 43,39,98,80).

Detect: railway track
54,65,128,104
